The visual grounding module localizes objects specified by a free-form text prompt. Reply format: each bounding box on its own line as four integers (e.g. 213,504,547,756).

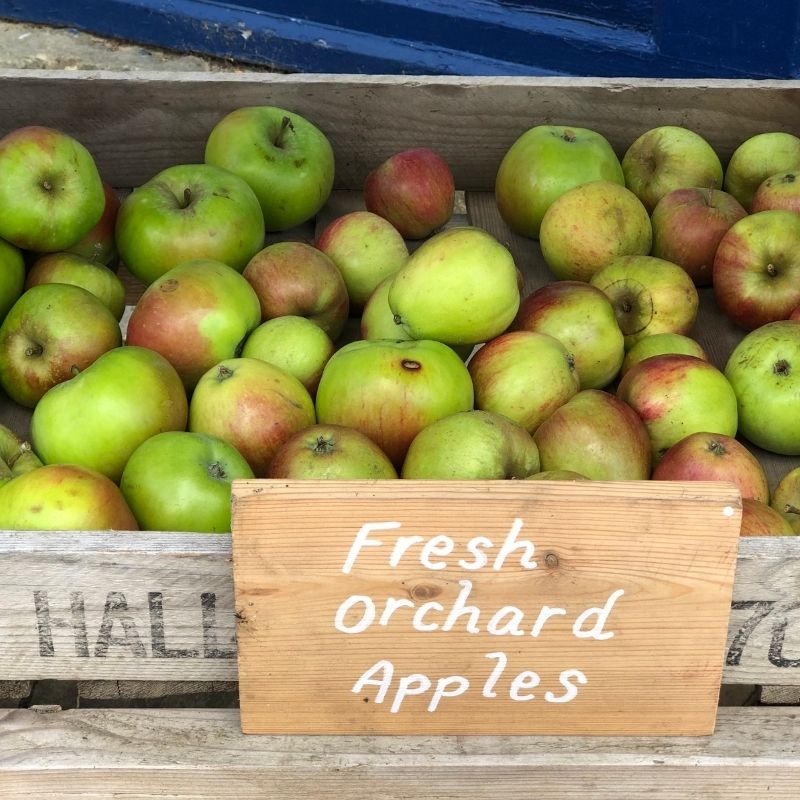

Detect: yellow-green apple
724,132,800,210
388,226,519,346
650,187,746,286
120,431,254,532
115,163,265,285
512,281,624,389
401,410,540,479
617,354,738,462
125,259,261,391
189,357,315,477
315,339,473,467
267,424,398,480
532,389,651,480
468,331,579,433
0,126,104,252
30,346,188,482
771,466,800,533
241,315,334,395
724,320,800,454
751,171,800,213
652,432,769,503
0,423,42,486
621,126,723,212
0,463,138,531
590,255,699,350
0,284,121,408
740,498,796,536
0,238,25,323
316,211,409,312
25,252,126,320
242,241,349,340
64,181,121,266
526,470,589,480
495,124,624,239
364,147,455,239
539,181,652,282
205,105,334,232
360,274,408,341
713,210,800,330
620,332,707,377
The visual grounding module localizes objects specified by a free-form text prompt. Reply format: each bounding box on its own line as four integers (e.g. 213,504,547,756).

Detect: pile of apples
0,108,799,536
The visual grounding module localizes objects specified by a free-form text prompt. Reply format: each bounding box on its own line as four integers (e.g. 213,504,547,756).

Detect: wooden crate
0,71,799,797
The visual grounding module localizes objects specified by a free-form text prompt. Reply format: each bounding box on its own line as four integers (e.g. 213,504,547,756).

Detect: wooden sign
231,480,741,736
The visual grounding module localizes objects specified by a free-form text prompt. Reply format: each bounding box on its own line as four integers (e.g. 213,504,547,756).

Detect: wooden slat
0,707,797,799
0,533,797,685
1,72,800,191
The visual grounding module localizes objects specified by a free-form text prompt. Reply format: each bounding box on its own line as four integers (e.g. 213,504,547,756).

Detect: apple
650,187,747,286
30,346,188,482
243,241,349,340
494,125,624,239
360,274,408,341
204,105,334,232
539,181,652,282
771,466,800,533
0,423,42,485
115,163,265,285
126,259,261,390
621,126,723,212
526,470,589,481
468,331,579,433
620,332,707,377
723,132,800,211
241,315,334,395
724,320,800,454
617,354,738,462
793,305,800,322
740,498,796,536
25,252,126,320
267,424,398,480
0,238,25,323
512,281,624,389
315,338,473,467
590,255,699,350
388,226,520,346
364,147,455,239
120,431,254,532
0,283,122,408
0,463,138,531
189,357,316,477
651,432,769,503
532,389,651,480
65,181,121,266
751,171,800,213
401,410,539,480
713,210,800,330
316,211,409,312
0,125,105,252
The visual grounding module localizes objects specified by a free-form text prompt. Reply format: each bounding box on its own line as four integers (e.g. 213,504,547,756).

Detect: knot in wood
410,582,441,601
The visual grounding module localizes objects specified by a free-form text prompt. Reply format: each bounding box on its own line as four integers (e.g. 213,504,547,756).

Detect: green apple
539,181,652,282
30,346,189,482
0,126,105,252
120,431,254,532
620,332,707,377
495,125,624,239
241,315,335,395
389,226,520,346
205,105,334,232
360,274,408,340
771,466,800,533
0,238,25,323
25,252,126,320
115,163,265,285
401,410,540,480
0,423,42,487
315,339,473,467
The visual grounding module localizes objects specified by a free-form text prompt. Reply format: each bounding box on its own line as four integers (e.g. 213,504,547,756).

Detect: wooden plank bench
0,72,798,796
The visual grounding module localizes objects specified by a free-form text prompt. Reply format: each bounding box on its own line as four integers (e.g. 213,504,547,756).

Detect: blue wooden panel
1,0,798,78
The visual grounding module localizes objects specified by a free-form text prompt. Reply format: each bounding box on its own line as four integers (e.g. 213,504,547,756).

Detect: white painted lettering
391,674,432,713
351,660,394,703
342,521,401,574
530,606,567,637
572,589,625,640
412,600,444,632
492,518,537,570
420,534,455,570
509,670,540,701
545,669,588,703
428,675,470,711
388,534,425,567
482,651,507,698
486,605,525,636
458,535,492,570
378,596,414,626
334,595,375,634
441,579,481,633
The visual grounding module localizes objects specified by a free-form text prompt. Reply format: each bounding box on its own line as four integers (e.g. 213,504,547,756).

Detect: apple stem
274,116,294,149
207,461,226,480
785,503,800,516
11,442,43,477
706,183,715,207
181,187,192,208
313,436,335,455
216,365,235,382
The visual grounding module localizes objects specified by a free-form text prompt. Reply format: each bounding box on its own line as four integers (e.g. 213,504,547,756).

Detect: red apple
652,432,769,503
364,147,455,239
65,181,121,266
243,241,349,341
713,210,800,330
792,305,800,321
650,187,747,286
751,171,800,213
740,499,796,536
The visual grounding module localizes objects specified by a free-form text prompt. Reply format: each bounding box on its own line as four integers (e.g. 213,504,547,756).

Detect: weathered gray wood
2,71,800,191
0,707,797,798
